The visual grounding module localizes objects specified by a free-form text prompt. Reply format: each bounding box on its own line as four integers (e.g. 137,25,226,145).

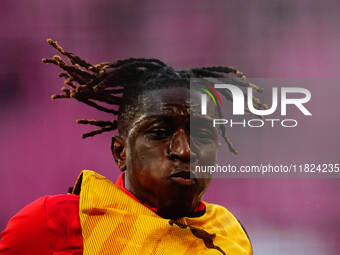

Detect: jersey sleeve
0,196,51,254
0,194,82,255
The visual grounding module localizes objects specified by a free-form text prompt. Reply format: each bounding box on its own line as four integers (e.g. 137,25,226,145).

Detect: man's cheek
136,145,154,156
136,140,165,157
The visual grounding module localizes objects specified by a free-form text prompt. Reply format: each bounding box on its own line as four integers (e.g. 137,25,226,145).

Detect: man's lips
169,170,197,186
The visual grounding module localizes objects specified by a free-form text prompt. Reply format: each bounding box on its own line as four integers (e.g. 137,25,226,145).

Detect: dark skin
111,87,220,219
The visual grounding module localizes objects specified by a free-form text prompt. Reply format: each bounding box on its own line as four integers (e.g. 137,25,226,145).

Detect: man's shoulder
202,201,252,253
43,194,80,230
15,194,80,223
203,201,249,232
204,201,238,218
0,194,82,254
44,194,80,213
3,194,80,226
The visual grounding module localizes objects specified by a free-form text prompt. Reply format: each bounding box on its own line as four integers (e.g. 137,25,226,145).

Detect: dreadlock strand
108,58,166,69
42,58,58,65
61,87,71,95
98,69,105,75
65,52,95,71
189,68,224,78
72,84,92,98
176,70,192,79
77,98,119,114
70,82,122,106
249,82,262,93
102,65,110,71
47,57,88,85
203,66,246,80
46,39,95,72
117,61,164,73
90,93,122,105
92,67,142,91
91,78,117,92
169,220,226,255
77,119,117,128
202,66,235,73
88,65,102,73
215,105,238,155
64,77,76,88
54,57,95,83
189,228,226,255
92,62,111,69
51,94,70,100
222,134,238,155
58,72,69,78
227,78,254,90
81,126,116,139
235,70,247,80
44,55,90,87
197,66,241,79
74,63,82,70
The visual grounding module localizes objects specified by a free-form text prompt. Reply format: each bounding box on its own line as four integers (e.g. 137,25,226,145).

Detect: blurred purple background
0,1,339,254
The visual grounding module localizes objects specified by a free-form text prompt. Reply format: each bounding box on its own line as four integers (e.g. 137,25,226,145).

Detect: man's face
113,87,220,218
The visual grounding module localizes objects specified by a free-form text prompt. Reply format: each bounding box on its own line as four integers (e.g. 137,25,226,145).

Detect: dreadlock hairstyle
42,38,266,155
43,38,264,255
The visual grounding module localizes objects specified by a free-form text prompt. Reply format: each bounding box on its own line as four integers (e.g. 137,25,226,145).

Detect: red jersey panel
0,194,83,255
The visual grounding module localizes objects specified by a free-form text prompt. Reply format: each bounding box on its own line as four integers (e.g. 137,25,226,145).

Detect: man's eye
146,129,171,139
191,130,216,144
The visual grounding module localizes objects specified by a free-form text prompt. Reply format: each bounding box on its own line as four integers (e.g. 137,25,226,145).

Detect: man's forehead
140,87,192,105
137,87,217,117
144,102,196,116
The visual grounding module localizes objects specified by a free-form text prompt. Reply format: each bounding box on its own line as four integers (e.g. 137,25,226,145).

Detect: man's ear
111,136,127,171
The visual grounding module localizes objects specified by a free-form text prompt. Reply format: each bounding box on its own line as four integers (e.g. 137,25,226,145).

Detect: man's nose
168,128,197,162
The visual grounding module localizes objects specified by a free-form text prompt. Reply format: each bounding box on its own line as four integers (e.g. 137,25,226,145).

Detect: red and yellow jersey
0,170,252,255
73,170,251,255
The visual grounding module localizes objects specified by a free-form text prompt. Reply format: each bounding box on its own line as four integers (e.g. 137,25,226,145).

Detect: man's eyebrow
190,116,221,132
160,102,191,109
141,113,216,123
190,115,216,123
137,115,171,125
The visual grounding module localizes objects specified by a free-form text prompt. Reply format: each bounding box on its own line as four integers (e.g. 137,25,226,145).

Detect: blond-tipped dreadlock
42,38,266,154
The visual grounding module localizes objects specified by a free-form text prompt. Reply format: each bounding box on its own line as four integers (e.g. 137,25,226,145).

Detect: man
0,39,262,254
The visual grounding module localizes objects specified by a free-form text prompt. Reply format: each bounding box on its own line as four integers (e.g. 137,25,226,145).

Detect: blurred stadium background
0,1,339,254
